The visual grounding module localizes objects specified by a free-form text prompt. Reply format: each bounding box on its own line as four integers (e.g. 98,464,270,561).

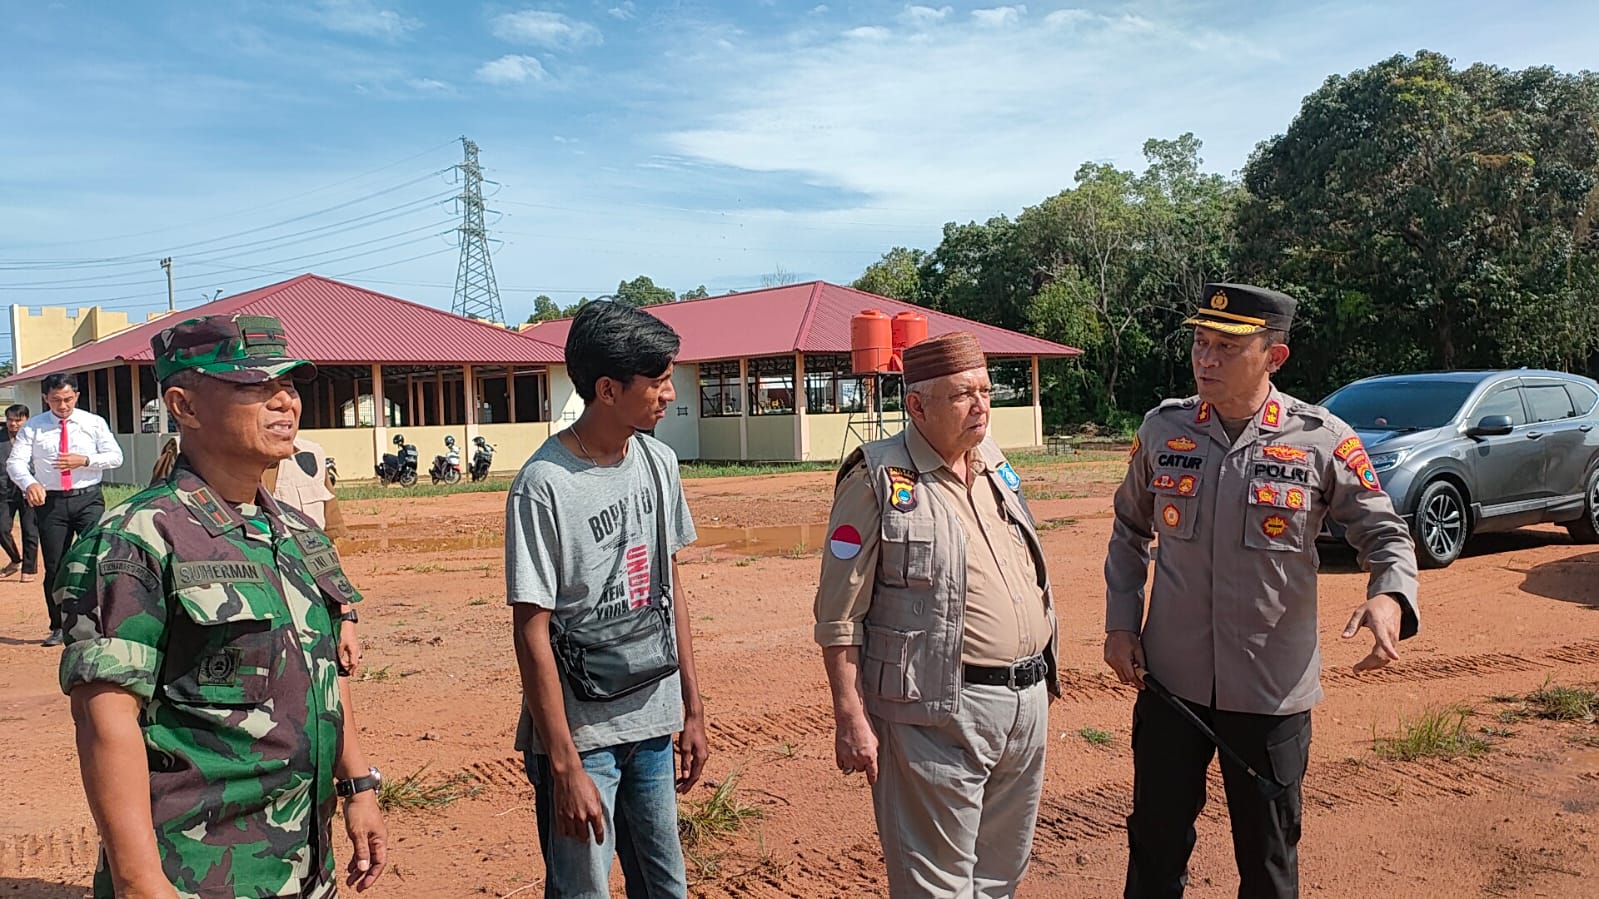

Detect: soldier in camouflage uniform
58,314,388,899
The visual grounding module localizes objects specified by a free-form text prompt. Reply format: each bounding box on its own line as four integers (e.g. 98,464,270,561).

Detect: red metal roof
7,274,562,383
521,281,1081,361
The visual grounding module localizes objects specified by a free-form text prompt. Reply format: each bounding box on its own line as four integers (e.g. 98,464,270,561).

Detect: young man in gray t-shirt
506,301,706,898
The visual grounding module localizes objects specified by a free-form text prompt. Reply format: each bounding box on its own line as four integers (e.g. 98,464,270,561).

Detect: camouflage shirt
57,458,361,899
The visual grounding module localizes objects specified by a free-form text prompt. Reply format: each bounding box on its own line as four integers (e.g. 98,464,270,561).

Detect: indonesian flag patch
829,525,863,560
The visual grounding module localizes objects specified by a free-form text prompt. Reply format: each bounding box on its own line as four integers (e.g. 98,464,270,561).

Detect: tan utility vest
853,433,1060,726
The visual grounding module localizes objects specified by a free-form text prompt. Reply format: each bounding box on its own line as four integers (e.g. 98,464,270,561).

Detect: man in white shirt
6,372,124,646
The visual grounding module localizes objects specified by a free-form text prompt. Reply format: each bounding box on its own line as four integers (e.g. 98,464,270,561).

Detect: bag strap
635,434,673,611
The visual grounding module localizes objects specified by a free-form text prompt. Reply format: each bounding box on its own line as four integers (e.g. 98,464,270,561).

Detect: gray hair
904,378,936,398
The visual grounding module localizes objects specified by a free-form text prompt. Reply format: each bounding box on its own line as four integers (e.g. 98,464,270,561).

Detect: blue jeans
524,735,688,899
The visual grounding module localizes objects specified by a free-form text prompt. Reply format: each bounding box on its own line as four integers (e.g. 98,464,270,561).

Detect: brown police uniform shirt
815,424,1050,667
1105,388,1420,715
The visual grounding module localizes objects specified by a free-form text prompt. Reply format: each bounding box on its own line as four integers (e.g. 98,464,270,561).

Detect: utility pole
450,137,505,324
159,257,174,311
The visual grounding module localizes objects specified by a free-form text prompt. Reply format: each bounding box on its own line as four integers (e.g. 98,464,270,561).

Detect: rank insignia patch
1152,474,1177,490
1261,445,1308,464
1261,400,1282,429
1166,436,1197,452
1195,402,1212,424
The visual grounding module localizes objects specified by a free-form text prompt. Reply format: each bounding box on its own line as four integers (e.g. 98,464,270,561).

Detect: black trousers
39,486,104,632
0,491,38,574
1125,688,1311,899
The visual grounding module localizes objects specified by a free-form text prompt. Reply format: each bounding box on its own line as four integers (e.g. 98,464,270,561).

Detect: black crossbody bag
549,435,680,702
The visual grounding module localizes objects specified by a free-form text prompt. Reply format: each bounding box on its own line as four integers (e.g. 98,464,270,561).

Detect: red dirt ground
2,460,1598,897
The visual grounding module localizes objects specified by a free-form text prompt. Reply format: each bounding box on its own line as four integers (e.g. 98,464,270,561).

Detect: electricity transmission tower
450,137,504,323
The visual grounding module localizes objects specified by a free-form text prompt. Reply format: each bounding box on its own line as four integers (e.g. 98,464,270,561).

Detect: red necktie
59,419,71,490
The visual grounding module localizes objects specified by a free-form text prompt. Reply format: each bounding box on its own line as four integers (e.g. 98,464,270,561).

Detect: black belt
45,485,101,498
964,653,1048,690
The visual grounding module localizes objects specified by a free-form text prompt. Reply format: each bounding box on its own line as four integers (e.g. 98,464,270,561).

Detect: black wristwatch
336,766,382,798
340,609,359,623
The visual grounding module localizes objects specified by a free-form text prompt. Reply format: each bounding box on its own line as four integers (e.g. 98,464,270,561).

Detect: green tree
854,247,926,302
525,295,562,324
1238,52,1599,388
679,285,710,300
616,275,676,306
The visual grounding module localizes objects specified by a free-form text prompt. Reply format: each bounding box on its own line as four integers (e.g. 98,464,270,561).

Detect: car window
1322,380,1479,430
1526,384,1578,422
1473,385,1528,426
1565,382,1599,415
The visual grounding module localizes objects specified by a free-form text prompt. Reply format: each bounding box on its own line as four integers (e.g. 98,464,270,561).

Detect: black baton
1140,672,1286,801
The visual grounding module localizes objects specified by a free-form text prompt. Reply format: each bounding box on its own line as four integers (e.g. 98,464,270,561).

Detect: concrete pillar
434,371,445,427
463,364,479,444
371,364,387,461
737,357,749,461
107,366,121,433
793,352,808,461
129,365,142,435
507,371,519,424
1031,356,1043,447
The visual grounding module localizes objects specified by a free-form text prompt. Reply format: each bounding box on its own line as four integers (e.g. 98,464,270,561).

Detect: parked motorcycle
469,436,495,482
375,433,419,487
325,456,338,487
429,435,463,485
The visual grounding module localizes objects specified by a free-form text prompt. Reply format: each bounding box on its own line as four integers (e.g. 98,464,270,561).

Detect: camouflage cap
152,314,316,385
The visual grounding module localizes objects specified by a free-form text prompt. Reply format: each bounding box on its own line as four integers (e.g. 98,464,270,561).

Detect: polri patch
885,467,919,512
1177,475,1197,496
829,525,862,560
1347,451,1382,491
1261,445,1308,464
1262,514,1289,538
1286,487,1306,510
1161,504,1181,528
1333,436,1364,462
1165,436,1197,452
996,462,1021,491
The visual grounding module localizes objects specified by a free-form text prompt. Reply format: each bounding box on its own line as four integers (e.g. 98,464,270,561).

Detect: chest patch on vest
197,647,241,686
1251,462,1310,483
1260,444,1308,464
174,560,266,587
829,525,862,560
1158,453,1204,470
885,467,918,512
996,462,1021,491
1162,504,1181,528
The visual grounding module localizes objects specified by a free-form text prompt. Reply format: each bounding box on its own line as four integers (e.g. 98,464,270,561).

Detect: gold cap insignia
1210,290,1229,310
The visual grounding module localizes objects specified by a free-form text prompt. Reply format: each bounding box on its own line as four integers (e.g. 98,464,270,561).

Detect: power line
450,137,504,323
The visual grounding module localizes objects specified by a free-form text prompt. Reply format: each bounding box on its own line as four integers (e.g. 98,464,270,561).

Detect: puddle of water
696,524,828,557
337,533,502,554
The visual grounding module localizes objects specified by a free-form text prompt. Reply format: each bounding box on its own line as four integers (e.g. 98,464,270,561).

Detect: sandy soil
2,459,1597,898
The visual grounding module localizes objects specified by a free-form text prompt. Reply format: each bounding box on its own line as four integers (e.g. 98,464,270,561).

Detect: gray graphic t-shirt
506,431,696,753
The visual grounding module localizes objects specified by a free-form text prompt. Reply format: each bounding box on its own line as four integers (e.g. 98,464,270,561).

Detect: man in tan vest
1104,283,1419,898
815,331,1060,898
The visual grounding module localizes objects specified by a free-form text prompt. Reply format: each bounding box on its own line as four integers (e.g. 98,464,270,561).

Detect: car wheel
1411,480,1467,568
1565,466,1599,544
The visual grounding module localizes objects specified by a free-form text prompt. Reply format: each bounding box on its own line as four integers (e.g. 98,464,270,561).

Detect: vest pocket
1244,479,1308,552
862,625,924,703
166,584,279,706
880,514,936,587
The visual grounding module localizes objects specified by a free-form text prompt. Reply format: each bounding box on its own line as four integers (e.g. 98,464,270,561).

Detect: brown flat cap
902,331,985,384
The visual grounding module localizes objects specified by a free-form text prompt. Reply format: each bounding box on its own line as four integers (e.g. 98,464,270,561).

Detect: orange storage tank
851,310,893,373
891,311,928,351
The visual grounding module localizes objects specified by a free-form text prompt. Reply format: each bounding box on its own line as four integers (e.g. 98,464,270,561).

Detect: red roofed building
521,281,1079,464
6,275,1079,481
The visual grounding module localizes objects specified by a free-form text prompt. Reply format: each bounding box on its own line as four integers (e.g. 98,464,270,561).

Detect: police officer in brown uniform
1103,284,1420,898
815,331,1060,898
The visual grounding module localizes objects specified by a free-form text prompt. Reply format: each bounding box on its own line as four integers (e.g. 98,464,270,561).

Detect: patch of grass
358,665,393,682
374,766,481,813
767,741,798,758
1372,705,1491,762
1035,517,1077,532
1524,681,1599,722
781,542,813,559
680,461,836,479
333,479,516,501
468,598,490,606
103,484,142,507
678,774,762,849
733,558,755,568
1076,726,1113,746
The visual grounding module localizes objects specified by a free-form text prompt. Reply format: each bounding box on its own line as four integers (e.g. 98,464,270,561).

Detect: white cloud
844,25,891,40
1042,8,1093,29
901,5,952,26
406,77,452,93
811,4,830,13
553,135,577,143
309,0,421,39
971,5,1025,27
475,54,548,84
608,2,635,21
492,10,603,50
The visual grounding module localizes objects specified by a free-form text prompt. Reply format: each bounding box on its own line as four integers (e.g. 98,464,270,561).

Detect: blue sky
1,0,1594,335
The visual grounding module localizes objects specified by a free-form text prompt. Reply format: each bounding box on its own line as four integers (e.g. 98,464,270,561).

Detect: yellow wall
747,416,797,460
390,425,469,472
989,406,1040,449
300,429,378,482
699,418,741,460
11,305,175,371
806,413,906,462
478,422,553,474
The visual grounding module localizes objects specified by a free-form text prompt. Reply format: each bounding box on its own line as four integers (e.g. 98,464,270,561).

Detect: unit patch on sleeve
1334,435,1364,462
885,467,919,512
1346,451,1382,491
829,525,863,560
996,462,1021,491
